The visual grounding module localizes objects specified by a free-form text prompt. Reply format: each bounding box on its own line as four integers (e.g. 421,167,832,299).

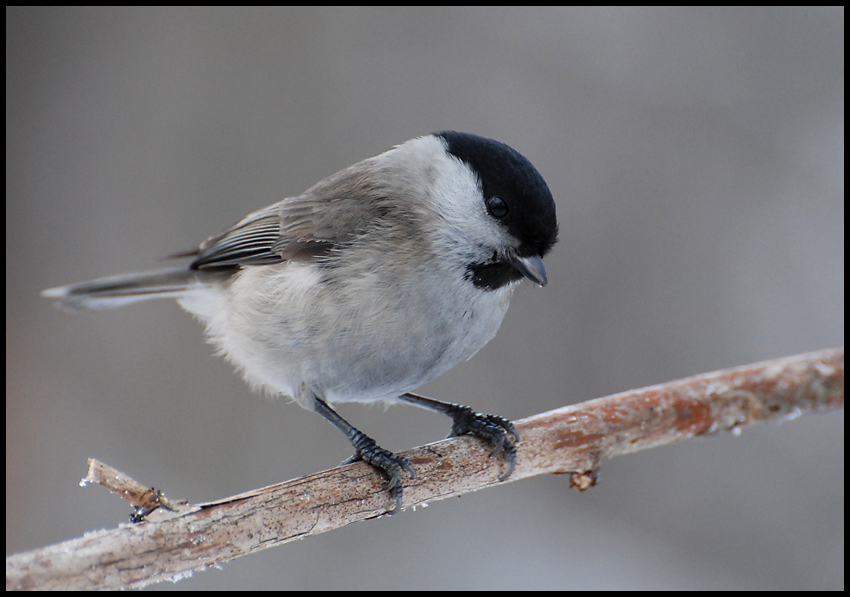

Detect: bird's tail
41,267,233,312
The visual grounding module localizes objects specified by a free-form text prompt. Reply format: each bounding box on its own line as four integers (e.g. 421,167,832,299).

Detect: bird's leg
312,397,415,514
398,392,518,481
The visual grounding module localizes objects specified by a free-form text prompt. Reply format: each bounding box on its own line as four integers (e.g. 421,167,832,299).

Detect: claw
398,393,519,483
347,431,415,514
444,405,519,481
313,397,415,515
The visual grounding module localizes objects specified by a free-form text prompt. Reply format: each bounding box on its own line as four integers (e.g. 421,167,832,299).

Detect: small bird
43,131,558,513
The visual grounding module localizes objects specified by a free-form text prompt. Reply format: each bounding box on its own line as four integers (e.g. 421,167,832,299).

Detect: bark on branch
6,347,843,590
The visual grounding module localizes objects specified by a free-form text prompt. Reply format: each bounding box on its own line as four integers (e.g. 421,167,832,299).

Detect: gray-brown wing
187,160,386,271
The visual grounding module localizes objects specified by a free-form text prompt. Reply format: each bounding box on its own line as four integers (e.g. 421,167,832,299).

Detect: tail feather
41,267,233,312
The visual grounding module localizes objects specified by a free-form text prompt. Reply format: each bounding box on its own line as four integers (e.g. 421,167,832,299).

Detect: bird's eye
486,196,508,219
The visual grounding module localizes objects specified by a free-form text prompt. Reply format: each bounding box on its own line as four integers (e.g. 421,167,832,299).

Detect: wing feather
187,157,392,271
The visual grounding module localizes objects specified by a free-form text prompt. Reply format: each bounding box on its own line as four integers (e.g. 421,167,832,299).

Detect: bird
42,131,559,514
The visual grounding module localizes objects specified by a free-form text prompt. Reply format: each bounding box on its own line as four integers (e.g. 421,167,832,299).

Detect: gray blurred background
6,7,843,590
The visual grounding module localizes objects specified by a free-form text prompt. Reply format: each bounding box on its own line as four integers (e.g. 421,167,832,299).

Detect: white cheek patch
426,147,515,260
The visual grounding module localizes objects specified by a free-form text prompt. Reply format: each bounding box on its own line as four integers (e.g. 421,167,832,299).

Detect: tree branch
6,348,843,590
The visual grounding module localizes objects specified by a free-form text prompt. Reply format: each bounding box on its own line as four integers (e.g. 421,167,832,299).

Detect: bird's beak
511,254,548,287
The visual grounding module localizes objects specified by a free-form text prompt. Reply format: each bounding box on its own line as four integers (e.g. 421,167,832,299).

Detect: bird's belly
184,263,513,407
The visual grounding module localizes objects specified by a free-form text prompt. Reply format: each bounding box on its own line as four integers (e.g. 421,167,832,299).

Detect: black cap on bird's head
435,131,558,291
